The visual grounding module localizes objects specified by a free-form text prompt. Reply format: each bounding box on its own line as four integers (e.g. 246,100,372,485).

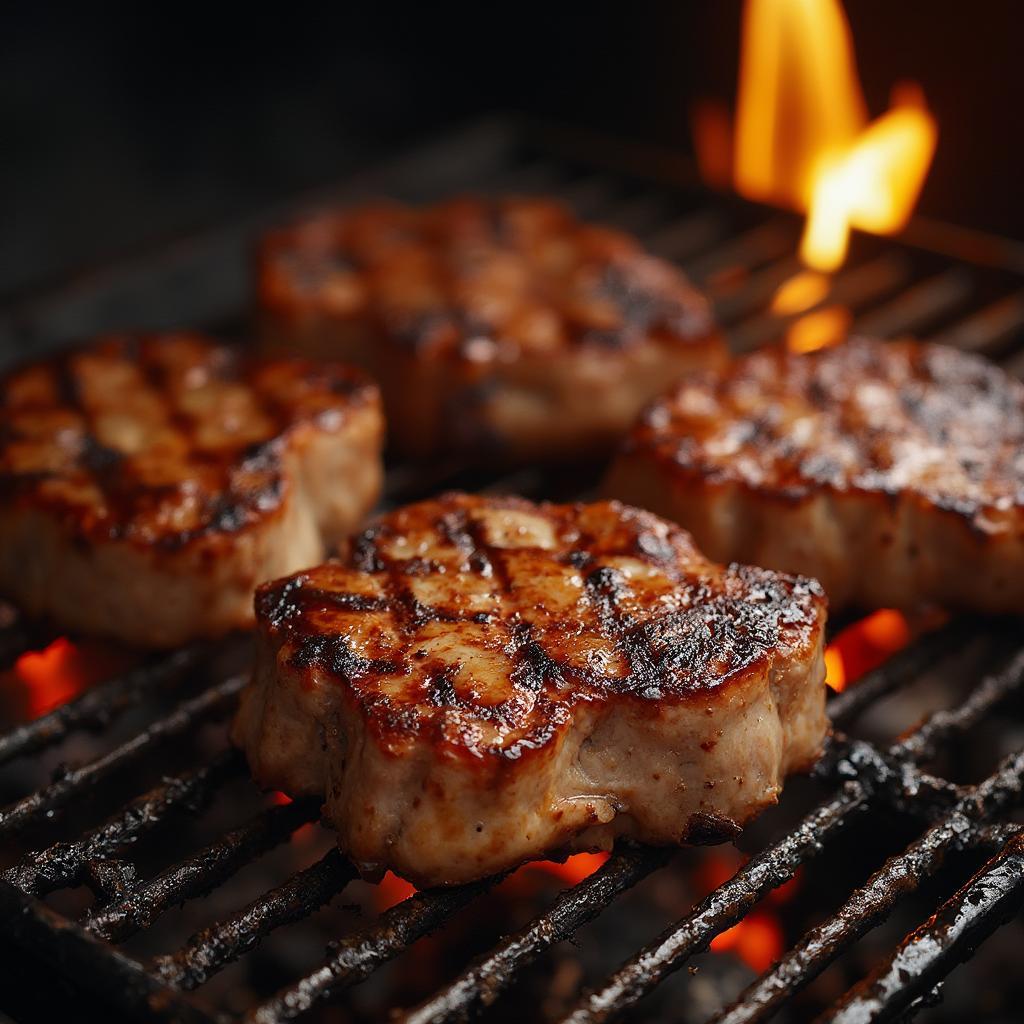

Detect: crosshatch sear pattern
0,333,384,646
257,197,727,458
234,494,827,885
607,336,1024,614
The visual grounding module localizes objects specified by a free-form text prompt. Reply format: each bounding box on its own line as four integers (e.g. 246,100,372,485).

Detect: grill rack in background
2,118,1024,1023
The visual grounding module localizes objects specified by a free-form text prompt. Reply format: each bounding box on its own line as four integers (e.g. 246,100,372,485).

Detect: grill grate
2,118,1024,1023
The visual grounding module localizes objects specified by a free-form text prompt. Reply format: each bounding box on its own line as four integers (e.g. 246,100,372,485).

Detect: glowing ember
825,608,913,692
785,305,852,353
376,870,417,912
698,0,937,272
530,851,610,886
699,851,793,972
824,647,846,692
710,911,785,972
14,636,129,718
371,851,610,913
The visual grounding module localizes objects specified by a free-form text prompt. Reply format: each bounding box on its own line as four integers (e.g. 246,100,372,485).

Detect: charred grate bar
0,119,1023,1023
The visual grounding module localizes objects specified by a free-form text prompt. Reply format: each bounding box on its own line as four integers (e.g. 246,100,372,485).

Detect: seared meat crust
0,333,383,646
606,337,1024,614
258,196,725,459
233,493,826,886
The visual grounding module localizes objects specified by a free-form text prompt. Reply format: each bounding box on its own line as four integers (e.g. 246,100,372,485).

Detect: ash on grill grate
1,120,1024,1024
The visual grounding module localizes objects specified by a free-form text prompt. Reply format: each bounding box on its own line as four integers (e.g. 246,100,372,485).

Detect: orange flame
800,86,937,270
699,0,937,271
825,608,912,692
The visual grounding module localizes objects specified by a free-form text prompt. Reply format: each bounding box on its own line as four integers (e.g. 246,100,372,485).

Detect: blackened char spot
351,527,386,573
304,588,388,613
80,435,124,475
584,565,630,638
207,495,250,534
290,633,402,679
566,549,594,570
256,575,309,627
427,666,459,707
685,811,742,845
510,622,564,692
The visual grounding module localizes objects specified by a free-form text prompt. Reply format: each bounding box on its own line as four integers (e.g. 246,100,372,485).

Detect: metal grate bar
852,268,974,337
0,673,245,840
3,122,1024,1023
402,846,671,1024
644,209,733,263
730,252,912,352
710,749,1024,1024
0,645,203,767
85,797,321,942
5,750,242,896
153,848,357,990
250,874,503,1024
0,878,217,1023
684,220,798,283
714,256,803,325
928,289,1024,355
897,646,1024,761
825,833,1024,1024
555,645,1024,1024
595,194,675,236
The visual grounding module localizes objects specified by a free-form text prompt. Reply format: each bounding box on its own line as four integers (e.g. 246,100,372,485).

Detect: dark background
3,2,1022,296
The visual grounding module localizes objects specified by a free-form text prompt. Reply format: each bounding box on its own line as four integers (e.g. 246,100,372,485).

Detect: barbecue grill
1,118,1023,1024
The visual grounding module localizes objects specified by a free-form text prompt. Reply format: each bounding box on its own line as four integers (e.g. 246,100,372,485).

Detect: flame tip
697,0,937,273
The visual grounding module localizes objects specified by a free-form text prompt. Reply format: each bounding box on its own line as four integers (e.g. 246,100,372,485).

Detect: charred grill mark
263,197,718,366
565,549,595,570
426,665,460,707
437,510,495,577
350,527,387,573
508,622,565,693
257,495,825,758
0,334,376,549
289,633,403,679
460,512,510,590
584,564,632,641
256,576,310,627
632,338,1024,520
79,434,124,476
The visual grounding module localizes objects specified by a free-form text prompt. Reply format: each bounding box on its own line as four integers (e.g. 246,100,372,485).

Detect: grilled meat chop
606,337,1024,615
233,493,827,886
257,196,725,459
0,334,383,647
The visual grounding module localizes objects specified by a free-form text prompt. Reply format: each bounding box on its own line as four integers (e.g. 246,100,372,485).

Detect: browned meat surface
257,196,725,459
606,337,1024,614
233,493,827,887
0,333,384,647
